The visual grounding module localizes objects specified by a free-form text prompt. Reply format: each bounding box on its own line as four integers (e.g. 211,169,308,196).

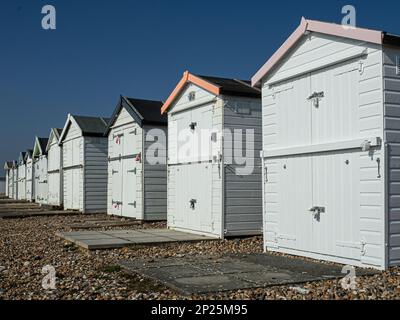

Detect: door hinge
112,170,118,175
264,166,268,183
127,168,137,174
128,201,137,207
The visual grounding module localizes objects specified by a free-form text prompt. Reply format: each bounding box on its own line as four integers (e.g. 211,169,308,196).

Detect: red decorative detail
135,152,142,162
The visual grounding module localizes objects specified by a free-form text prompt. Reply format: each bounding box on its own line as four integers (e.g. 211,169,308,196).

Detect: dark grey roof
72,115,110,137
55,128,63,136
37,138,49,155
195,74,261,98
105,96,166,134
383,32,400,46
126,98,167,125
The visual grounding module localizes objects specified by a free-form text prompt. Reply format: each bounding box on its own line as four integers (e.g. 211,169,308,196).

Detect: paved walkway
57,229,216,250
119,253,377,295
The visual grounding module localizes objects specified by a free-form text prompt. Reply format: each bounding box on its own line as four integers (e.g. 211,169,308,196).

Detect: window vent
188,91,196,101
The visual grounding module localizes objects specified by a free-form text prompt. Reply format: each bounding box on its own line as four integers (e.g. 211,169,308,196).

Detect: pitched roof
73,115,110,136
161,71,261,114
3,161,13,170
18,152,26,164
251,17,400,86
105,96,166,134
24,149,33,161
59,115,109,143
46,128,63,151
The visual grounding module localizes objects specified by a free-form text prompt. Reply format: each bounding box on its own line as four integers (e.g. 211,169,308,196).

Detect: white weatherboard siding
167,94,223,238
5,170,9,197
167,84,262,238
12,168,18,199
261,33,386,269
47,135,63,207
26,158,34,201
62,123,84,212
35,156,48,204
18,164,26,200
62,119,108,213
108,116,143,219
107,107,167,220
384,46,400,266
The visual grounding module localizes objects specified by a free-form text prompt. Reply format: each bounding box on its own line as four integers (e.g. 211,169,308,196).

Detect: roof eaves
251,17,384,86
161,71,221,114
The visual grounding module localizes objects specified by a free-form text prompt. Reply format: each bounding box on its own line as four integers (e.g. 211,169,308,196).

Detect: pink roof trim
251,17,384,86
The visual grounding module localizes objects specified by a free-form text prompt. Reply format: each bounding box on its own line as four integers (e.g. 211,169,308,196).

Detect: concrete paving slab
118,253,378,295
76,238,134,250
58,229,216,250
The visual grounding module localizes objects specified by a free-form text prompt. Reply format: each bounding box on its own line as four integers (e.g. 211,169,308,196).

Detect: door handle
190,199,197,210
309,206,325,219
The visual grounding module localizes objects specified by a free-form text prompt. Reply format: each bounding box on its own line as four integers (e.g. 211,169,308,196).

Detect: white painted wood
107,107,167,220
261,32,386,269
263,137,381,158
25,156,34,202
47,132,63,207
60,117,108,213
167,84,262,238
17,163,26,200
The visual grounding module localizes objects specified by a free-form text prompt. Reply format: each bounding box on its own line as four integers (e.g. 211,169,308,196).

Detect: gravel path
1,214,400,300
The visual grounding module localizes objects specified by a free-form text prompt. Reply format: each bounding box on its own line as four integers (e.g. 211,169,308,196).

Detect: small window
188,91,196,102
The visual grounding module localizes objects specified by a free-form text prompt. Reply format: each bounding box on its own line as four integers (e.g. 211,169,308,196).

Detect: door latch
307,91,324,108
309,206,325,219
190,199,197,210
189,122,197,130
376,158,381,178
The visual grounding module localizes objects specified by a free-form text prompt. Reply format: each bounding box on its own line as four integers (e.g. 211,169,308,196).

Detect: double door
267,59,380,260
110,125,140,218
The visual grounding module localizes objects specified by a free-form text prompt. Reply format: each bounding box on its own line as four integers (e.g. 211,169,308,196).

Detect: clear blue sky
1,0,399,170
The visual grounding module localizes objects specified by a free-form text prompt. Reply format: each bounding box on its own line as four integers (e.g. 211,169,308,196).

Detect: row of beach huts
4,18,400,270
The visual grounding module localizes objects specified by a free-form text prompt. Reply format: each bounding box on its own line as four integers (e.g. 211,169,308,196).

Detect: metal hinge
128,201,136,207
113,133,124,139
127,168,137,174
264,166,268,183
112,170,118,175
